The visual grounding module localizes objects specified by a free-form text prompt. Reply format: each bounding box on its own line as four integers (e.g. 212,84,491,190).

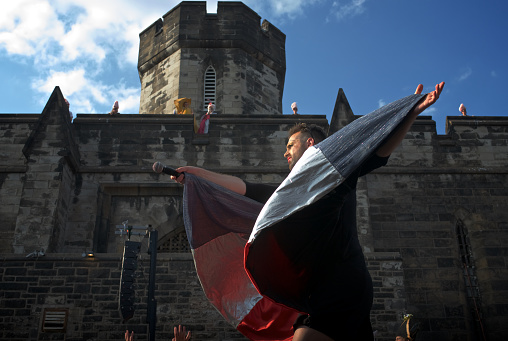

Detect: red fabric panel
237,296,299,341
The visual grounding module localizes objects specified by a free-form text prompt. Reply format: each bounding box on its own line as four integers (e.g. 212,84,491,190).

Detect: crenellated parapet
138,1,285,76
385,115,508,170
331,88,508,171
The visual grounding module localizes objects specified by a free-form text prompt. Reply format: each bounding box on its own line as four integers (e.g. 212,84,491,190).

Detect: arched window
203,66,216,110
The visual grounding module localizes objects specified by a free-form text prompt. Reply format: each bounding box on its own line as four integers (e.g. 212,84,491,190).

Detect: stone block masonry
2,93,508,340
0,252,409,341
0,253,247,341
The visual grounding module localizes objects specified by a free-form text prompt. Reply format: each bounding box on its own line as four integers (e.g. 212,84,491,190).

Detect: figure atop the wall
459,103,467,116
291,102,299,115
174,98,198,132
198,102,215,134
65,98,73,120
174,98,193,115
109,101,120,115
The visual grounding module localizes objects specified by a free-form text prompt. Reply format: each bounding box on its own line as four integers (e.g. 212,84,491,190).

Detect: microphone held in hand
152,162,182,177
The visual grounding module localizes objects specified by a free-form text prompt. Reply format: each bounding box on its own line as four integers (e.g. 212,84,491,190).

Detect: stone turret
138,1,286,115
12,86,80,254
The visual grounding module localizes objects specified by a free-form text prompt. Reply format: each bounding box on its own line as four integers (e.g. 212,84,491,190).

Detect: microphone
152,162,182,178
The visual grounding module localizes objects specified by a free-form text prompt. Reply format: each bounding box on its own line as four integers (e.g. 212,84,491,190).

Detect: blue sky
1,0,506,134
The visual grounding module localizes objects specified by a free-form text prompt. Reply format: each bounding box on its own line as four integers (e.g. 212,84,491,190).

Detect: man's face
284,132,311,170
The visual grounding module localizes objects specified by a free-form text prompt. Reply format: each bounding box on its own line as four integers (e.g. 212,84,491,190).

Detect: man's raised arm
376,82,445,158
171,166,247,195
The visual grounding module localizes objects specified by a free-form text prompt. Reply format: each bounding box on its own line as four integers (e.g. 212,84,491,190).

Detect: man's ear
307,137,315,147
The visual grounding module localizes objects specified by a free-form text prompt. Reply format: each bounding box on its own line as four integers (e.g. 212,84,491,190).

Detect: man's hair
288,123,327,144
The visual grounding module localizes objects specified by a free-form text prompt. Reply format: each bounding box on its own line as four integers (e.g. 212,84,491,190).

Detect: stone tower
138,1,286,115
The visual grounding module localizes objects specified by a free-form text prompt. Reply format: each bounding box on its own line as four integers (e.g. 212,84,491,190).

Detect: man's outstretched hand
376,81,445,158
414,82,445,114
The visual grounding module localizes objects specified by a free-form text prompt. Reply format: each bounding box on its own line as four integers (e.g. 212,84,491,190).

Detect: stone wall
0,253,247,341
0,115,38,253
0,252,410,341
365,116,508,340
138,1,286,116
0,87,328,257
1,86,507,340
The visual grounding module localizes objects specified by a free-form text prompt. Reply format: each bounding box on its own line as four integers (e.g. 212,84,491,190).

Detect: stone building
0,2,507,341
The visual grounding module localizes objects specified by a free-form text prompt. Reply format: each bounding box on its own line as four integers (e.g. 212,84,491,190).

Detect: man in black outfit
242,123,388,341
172,82,444,340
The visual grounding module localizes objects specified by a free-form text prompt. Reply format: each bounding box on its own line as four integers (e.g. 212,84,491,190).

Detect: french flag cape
182,93,424,340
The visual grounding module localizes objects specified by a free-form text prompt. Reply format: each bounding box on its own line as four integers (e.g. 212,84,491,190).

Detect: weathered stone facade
1,253,216,341
2,88,507,341
138,1,286,116
1,1,507,341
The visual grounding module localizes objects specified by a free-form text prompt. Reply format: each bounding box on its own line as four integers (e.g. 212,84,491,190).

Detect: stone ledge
0,114,40,123
72,114,328,124
447,115,508,126
0,252,193,262
364,252,402,260
0,166,27,173
374,166,507,175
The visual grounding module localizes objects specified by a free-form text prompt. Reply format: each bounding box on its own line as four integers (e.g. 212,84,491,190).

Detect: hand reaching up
413,82,445,114
173,325,191,341
125,330,134,341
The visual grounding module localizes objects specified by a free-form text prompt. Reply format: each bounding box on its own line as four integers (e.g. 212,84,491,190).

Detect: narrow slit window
203,66,216,110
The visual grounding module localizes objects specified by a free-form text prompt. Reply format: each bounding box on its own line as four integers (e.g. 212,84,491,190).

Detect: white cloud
32,68,140,113
458,67,472,82
51,0,168,65
0,0,324,114
1,0,177,113
491,70,497,77
330,0,367,21
0,0,65,56
32,69,89,95
378,99,386,108
270,0,316,17
244,0,323,21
